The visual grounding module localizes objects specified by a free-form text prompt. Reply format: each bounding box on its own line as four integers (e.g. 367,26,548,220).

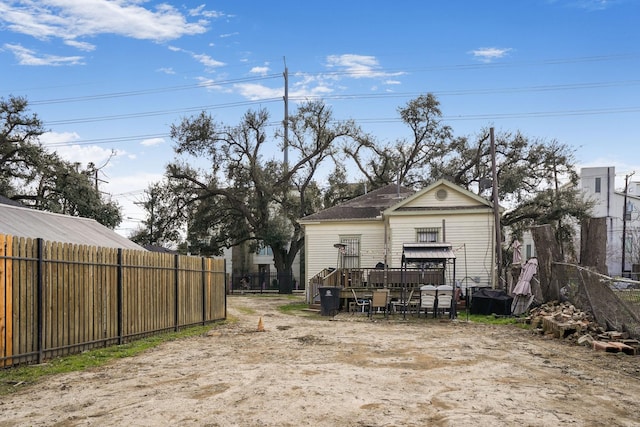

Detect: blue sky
1,0,639,236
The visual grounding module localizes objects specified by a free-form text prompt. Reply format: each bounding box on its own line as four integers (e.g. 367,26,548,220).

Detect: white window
416,227,440,243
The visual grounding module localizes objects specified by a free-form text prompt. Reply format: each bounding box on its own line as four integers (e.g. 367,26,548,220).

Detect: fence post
37,238,44,364
174,254,179,332
201,257,207,325
117,249,123,345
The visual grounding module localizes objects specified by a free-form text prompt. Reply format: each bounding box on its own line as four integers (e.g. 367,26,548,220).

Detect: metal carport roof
0,203,144,250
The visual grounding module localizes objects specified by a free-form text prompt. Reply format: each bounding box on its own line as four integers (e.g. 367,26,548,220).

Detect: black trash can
318,287,341,316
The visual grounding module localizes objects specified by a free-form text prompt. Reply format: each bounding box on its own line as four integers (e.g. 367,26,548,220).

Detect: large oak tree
1,96,122,228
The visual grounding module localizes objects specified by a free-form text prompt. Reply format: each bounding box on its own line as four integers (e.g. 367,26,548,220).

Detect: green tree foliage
432,128,592,258
344,93,454,188
0,96,122,228
164,101,364,274
129,180,189,248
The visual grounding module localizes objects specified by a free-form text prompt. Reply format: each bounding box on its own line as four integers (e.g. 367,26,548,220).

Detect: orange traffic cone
257,316,265,332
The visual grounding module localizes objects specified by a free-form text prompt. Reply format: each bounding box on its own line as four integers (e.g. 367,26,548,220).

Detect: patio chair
391,289,415,315
419,284,437,318
349,288,370,314
435,285,454,318
369,289,391,319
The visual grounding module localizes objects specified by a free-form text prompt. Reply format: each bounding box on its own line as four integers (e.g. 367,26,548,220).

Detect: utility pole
622,171,635,276
490,127,503,289
283,57,289,173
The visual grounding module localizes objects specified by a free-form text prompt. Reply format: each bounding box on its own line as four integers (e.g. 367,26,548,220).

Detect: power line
30,74,281,105
45,98,282,126
42,80,639,128
44,106,640,149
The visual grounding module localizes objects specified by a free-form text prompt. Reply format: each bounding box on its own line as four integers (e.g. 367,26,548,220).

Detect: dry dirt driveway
1,294,639,427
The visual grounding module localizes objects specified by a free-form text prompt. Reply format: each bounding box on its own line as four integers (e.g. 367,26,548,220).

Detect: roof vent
436,188,448,200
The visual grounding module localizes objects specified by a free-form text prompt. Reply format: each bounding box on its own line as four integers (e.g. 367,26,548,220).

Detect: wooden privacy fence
0,234,226,368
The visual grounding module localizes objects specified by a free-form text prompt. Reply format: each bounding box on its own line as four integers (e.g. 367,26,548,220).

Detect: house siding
387,212,495,287
304,220,385,281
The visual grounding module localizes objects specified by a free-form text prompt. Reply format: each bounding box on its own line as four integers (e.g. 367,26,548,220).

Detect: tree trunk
580,217,608,275
272,246,295,294
531,224,563,302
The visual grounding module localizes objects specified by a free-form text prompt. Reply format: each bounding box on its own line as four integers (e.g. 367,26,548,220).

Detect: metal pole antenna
283,57,289,173
622,171,635,276
490,127,503,289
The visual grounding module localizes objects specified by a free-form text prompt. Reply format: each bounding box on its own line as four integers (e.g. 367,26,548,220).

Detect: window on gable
416,227,440,243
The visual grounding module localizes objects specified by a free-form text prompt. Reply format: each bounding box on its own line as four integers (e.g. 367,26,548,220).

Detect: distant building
580,167,640,277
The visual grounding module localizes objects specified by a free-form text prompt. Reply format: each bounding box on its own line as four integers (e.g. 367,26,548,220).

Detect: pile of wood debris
526,301,639,355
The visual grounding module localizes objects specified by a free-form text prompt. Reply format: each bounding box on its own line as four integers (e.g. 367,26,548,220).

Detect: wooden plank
0,235,12,366
6,235,14,365
43,241,52,354
85,245,94,347
18,238,29,359
57,242,64,355
54,241,63,358
0,235,6,367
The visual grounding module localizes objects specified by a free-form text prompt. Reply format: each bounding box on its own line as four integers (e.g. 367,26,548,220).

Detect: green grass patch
278,302,313,314
277,300,324,319
0,322,226,397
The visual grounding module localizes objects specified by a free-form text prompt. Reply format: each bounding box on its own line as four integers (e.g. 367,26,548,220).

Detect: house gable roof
0,203,144,250
300,184,414,222
383,178,495,215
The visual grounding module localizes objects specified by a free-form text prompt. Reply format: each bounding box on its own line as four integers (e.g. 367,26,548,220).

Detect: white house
300,179,499,300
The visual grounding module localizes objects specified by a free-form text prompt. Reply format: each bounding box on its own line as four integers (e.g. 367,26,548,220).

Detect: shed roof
0,203,144,250
402,242,456,263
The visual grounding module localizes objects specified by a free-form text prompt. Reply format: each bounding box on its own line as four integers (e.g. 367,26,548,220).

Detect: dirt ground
1,295,640,427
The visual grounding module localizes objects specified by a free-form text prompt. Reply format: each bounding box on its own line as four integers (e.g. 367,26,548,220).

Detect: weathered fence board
0,234,226,367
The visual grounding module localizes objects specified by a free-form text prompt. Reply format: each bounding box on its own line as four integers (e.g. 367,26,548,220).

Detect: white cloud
327,54,381,79
549,0,619,11
0,1,210,45
250,66,270,75
325,54,405,79
169,45,225,69
192,52,225,68
233,83,283,100
470,47,513,63
140,137,165,147
157,67,175,74
189,5,226,19
105,172,165,237
196,76,231,93
64,39,95,51
40,131,124,167
3,43,83,66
